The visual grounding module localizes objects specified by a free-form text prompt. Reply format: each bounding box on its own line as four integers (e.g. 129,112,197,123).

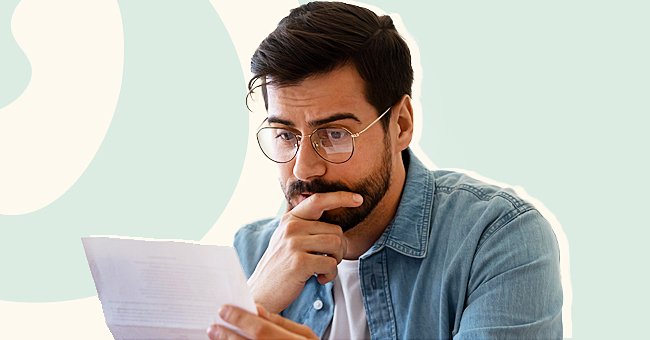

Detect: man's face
266,64,396,232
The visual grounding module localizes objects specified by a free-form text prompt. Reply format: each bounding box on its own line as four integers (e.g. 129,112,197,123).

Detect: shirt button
313,299,323,310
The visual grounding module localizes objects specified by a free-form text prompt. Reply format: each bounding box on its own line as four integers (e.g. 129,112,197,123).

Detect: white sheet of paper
82,236,257,340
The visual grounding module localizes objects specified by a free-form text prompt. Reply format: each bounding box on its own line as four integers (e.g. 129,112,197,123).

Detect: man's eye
328,129,345,140
275,131,295,141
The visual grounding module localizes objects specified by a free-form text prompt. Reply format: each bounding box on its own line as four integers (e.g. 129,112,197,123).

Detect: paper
82,236,256,340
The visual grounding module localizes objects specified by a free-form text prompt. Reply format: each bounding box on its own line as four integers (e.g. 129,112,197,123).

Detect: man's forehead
266,89,367,126
267,85,333,108
268,64,366,103
263,64,376,127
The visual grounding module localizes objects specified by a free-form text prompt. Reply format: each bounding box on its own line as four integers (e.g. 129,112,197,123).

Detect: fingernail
209,325,225,340
219,305,231,320
353,194,363,203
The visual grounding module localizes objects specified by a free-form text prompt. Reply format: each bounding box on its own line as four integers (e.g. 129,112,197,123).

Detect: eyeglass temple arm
350,107,391,138
256,117,269,130
257,107,390,137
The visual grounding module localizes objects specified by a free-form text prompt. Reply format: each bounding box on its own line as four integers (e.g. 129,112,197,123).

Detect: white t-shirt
325,259,370,340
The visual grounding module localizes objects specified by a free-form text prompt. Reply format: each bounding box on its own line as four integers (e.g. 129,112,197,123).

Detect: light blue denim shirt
234,149,563,339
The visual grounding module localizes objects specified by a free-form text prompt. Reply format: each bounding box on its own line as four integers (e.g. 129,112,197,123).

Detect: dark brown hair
248,1,414,130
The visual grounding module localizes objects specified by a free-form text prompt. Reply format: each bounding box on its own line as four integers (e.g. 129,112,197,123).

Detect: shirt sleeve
454,209,563,339
233,218,278,278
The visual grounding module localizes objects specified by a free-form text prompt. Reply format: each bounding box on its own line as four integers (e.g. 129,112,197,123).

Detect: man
208,1,563,339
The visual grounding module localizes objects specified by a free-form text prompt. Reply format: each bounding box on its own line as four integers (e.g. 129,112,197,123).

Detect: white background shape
0,0,123,215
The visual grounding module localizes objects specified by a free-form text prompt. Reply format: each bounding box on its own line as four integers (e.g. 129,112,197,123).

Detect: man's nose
292,138,327,181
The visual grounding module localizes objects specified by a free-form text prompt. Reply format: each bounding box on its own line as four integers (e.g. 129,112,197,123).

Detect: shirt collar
361,148,435,259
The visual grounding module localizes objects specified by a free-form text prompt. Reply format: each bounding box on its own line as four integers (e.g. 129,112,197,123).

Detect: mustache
287,178,352,198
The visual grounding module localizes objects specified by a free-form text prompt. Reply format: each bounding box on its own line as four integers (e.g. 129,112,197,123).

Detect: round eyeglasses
256,107,391,164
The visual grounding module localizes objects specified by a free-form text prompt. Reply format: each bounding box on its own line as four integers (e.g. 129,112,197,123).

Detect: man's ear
392,94,414,152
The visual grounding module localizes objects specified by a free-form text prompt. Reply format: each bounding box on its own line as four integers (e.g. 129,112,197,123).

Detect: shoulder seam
436,183,527,209
476,206,538,253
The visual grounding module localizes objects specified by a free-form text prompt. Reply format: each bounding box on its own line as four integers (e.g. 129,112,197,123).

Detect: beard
282,140,392,232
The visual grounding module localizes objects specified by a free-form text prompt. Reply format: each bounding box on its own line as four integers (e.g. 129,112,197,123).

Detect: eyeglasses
256,107,391,164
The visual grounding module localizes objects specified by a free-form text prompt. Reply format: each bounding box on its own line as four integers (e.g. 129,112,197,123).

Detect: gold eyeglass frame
256,106,391,164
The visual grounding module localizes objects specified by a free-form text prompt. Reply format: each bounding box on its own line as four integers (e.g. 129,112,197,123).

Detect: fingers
282,250,339,284
290,191,363,220
207,324,246,340
282,218,344,238
288,232,346,263
305,252,338,283
317,272,336,285
281,215,348,263
256,304,318,339
210,305,315,340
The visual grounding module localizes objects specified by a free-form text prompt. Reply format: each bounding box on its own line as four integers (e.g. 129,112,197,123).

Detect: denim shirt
234,149,563,339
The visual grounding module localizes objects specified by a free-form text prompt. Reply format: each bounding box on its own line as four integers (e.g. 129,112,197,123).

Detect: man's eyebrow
267,113,362,128
267,116,295,127
309,113,361,127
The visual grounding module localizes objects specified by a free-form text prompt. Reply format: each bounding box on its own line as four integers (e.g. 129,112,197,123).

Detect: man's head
251,2,415,232
249,1,414,130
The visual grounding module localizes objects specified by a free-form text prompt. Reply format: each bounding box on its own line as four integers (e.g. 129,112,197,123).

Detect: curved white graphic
200,0,301,246
0,0,123,215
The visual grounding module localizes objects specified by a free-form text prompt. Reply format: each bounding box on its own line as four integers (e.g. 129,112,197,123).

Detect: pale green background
1,1,649,338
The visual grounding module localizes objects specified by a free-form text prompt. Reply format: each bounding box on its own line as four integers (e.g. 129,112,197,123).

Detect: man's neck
342,151,408,259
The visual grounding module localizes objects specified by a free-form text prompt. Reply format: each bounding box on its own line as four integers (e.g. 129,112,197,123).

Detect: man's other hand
207,304,317,340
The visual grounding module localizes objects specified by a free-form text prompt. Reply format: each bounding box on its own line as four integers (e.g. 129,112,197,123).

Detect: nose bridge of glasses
295,134,320,154
289,135,321,169
291,130,328,161
294,133,303,147
288,130,319,152
306,131,320,152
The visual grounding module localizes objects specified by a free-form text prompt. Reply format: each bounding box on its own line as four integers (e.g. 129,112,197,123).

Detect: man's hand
247,191,363,313
207,304,317,340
